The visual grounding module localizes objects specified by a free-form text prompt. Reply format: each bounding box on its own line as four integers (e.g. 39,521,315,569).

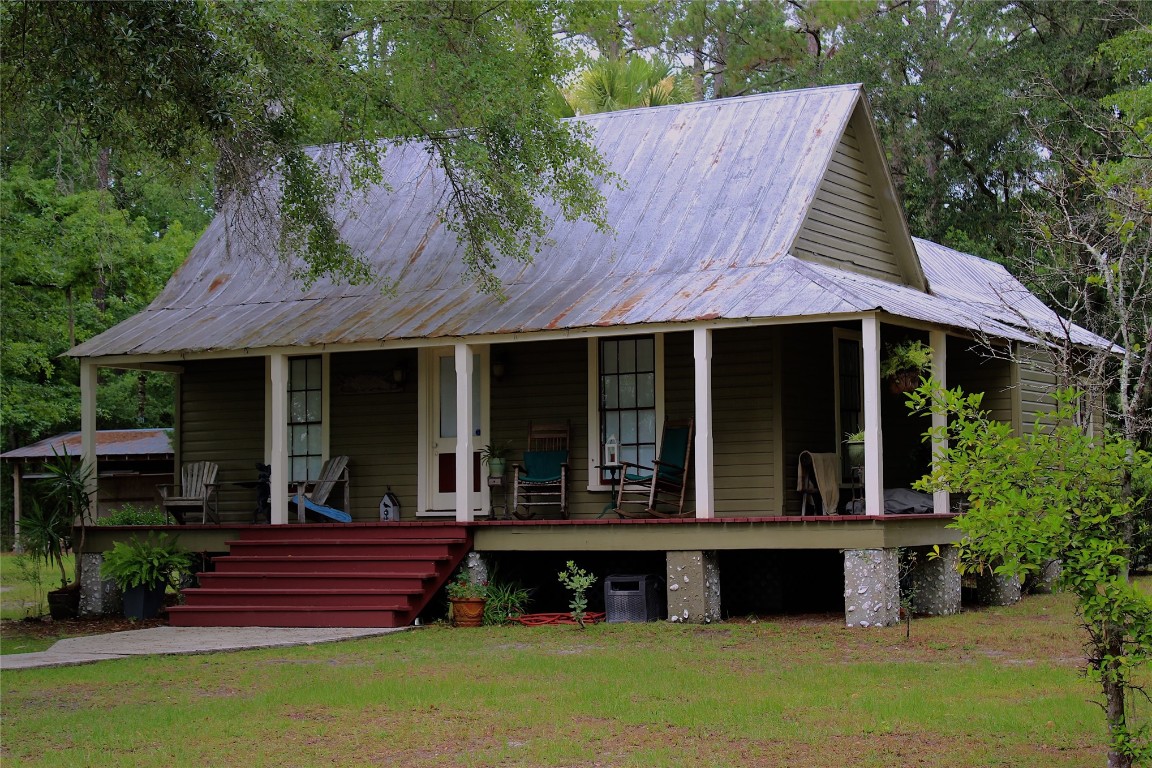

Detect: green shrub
98,504,167,526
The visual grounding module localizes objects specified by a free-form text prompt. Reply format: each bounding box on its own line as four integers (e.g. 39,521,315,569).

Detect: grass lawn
1,587,1111,767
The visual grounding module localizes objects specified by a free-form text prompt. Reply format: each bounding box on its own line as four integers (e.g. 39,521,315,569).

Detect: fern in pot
100,534,192,619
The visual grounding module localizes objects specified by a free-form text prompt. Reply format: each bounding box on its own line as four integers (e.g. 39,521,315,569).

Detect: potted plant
36,448,95,618
445,571,488,627
100,534,192,619
843,430,866,468
479,441,511,478
19,499,76,619
881,340,933,394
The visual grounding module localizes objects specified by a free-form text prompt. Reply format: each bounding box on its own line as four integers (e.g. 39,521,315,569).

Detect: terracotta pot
450,597,486,627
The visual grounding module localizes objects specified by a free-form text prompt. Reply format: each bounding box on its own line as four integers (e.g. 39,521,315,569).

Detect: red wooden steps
168,523,471,628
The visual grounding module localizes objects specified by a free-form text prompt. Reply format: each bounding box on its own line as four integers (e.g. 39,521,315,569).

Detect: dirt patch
2,615,166,642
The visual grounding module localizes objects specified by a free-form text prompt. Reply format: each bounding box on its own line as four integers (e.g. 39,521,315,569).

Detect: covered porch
78,313,1015,528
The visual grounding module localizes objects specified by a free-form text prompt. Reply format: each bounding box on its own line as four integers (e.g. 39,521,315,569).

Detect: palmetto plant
567,56,692,115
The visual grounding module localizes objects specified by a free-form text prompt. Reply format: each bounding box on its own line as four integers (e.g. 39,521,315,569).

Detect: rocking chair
511,421,570,519
290,455,352,523
614,418,694,519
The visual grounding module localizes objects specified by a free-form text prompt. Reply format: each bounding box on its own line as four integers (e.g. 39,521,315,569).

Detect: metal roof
68,84,1110,359
1,429,174,461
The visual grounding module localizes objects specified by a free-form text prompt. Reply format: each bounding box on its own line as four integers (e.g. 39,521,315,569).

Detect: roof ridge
565,83,864,124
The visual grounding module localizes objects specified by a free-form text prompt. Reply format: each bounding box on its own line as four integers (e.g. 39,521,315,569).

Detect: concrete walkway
1,626,409,671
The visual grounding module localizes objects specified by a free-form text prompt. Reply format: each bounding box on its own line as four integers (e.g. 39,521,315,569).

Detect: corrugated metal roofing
0,429,174,461
68,84,1109,359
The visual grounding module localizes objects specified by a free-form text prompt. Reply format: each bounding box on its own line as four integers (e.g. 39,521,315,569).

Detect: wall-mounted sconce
491,352,506,382
390,365,407,392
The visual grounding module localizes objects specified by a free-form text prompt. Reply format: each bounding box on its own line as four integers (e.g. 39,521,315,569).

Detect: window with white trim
288,356,323,482
588,335,664,487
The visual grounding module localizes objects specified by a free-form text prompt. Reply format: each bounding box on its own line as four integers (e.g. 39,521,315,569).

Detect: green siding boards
792,122,904,283
947,338,1014,426
1017,345,1058,435
180,358,264,522
329,350,418,521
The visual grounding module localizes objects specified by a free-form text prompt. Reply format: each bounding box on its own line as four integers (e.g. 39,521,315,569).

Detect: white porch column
929,329,950,515
79,360,99,520
454,343,474,523
268,354,289,525
693,328,715,519
862,316,884,516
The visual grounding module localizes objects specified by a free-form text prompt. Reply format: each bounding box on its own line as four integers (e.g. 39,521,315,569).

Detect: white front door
427,347,488,511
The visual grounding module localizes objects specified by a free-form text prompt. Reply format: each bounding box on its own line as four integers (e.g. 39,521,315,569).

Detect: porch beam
268,354,289,525
929,329,949,515
454,343,474,523
862,316,884,516
79,360,99,520
693,328,715,518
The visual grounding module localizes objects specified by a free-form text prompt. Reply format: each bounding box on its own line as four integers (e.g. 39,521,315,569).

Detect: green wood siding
947,338,1014,426
792,123,904,283
712,328,777,517
329,350,418,521
180,358,264,522
1017,345,1058,435
780,325,837,515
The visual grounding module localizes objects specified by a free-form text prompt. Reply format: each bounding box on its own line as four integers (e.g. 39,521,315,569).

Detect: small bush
98,504,167,526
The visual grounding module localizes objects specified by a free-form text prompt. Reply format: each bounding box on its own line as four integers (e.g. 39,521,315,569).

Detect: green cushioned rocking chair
614,418,694,518
511,422,570,519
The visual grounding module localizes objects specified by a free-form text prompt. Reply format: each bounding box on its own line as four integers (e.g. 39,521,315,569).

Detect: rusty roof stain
68,84,1110,359
1,429,174,461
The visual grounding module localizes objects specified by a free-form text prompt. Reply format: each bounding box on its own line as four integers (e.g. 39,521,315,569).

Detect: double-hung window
590,335,663,487
288,356,324,482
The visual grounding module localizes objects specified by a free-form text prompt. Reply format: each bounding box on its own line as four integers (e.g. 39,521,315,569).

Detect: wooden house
70,85,1109,627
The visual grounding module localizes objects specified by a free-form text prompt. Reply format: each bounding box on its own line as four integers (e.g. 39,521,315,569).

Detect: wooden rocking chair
158,461,220,524
511,421,570,519
290,455,352,523
614,419,694,519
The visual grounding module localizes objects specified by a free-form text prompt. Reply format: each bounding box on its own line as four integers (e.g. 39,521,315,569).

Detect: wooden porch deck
86,513,960,556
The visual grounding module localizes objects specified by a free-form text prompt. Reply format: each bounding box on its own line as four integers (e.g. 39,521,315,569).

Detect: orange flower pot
450,597,486,627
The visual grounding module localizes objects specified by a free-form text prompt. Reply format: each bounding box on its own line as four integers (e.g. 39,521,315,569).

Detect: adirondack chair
158,461,220,524
614,419,694,519
511,422,570,519
289,455,352,523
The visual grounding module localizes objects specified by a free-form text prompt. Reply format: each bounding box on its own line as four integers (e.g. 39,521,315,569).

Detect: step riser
197,574,432,591
227,543,460,557
213,559,445,575
182,591,414,609
168,608,405,628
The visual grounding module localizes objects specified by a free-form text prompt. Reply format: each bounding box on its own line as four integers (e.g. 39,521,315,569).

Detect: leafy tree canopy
1,1,614,291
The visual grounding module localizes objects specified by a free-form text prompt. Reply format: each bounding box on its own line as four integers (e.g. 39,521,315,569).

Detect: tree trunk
1103,629,1133,768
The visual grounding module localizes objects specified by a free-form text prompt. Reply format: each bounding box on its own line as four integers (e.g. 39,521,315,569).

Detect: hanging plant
881,340,933,394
